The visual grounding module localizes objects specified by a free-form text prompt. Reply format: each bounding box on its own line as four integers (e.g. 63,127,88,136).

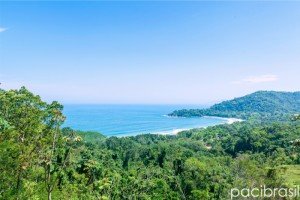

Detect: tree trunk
48,190,52,200
16,166,23,199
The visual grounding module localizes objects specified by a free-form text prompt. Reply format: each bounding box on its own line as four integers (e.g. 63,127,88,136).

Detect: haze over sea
63,105,228,137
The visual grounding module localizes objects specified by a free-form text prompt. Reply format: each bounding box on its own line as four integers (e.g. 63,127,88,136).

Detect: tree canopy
169,91,300,121
0,87,299,199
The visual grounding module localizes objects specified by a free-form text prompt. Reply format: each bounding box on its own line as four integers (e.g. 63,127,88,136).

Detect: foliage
1,87,300,199
169,91,300,121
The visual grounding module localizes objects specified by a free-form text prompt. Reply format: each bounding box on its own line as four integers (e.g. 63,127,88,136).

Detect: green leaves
1,87,299,199
169,91,300,122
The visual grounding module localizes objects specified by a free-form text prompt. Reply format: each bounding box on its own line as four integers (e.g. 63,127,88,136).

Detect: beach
63,105,230,137
156,116,244,135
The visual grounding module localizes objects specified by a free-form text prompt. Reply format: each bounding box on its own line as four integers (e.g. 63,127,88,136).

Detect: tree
0,87,79,199
0,87,48,198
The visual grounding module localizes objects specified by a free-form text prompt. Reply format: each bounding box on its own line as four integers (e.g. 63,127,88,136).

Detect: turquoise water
63,105,227,137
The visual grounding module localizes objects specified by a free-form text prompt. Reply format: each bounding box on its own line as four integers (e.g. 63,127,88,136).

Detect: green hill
169,91,300,120
1,87,300,199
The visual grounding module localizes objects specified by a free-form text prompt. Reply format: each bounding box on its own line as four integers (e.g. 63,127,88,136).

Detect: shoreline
78,116,244,138
202,116,244,124
150,116,244,136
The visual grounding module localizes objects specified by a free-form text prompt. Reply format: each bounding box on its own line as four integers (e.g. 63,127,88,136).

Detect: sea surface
63,105,228,137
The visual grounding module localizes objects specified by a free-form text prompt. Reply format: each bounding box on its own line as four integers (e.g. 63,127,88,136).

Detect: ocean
63,104,228,137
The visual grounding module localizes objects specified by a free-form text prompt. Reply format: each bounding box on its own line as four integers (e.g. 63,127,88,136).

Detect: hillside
169,91,300,120
1,87,300,199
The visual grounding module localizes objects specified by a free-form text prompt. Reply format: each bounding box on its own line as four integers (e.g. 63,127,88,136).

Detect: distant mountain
169,91,300,120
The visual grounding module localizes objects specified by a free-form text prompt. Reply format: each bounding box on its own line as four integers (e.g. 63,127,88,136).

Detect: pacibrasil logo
230,185,300,199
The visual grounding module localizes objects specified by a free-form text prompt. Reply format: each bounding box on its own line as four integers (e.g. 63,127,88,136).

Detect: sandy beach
156,116,244,135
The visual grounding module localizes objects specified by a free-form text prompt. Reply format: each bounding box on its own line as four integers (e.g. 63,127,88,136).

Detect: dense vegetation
169,91,300,121
0,87,300,199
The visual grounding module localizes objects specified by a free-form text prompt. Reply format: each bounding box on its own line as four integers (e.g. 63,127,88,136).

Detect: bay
63,104,228,137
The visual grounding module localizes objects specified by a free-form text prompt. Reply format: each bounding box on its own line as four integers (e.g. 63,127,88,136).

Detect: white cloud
0,27,7,33
243,74,278,83
232,74,278,84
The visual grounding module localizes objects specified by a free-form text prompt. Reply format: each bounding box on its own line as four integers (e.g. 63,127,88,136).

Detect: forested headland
169,91,300,122
0,87,299,199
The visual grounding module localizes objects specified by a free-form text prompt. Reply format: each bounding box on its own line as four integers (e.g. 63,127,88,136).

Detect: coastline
72,115,244,138
202,116,244,124
152,116,244,136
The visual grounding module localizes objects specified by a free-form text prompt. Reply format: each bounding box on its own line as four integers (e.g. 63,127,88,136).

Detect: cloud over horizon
233,74,278,84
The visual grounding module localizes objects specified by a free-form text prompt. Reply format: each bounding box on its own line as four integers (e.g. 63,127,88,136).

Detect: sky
0,1,299,104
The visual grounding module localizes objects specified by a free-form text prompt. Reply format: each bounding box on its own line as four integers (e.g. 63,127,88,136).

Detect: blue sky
0,1,299,104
